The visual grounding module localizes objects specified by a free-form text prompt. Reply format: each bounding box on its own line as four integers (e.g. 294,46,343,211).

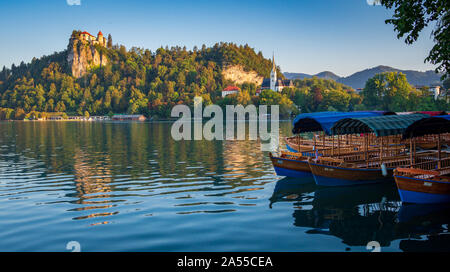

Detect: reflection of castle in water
72,148,113,197
68,148,117,222
270,178,450,251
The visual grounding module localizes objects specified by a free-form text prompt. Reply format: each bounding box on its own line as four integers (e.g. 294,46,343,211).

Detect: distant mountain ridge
284,71,340,81
284,65,443,89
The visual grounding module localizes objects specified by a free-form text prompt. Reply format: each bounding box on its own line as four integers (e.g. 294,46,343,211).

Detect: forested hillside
0,32,448,120
0,35,282,119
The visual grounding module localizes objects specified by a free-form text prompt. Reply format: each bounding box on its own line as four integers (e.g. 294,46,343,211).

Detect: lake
0,121,449,252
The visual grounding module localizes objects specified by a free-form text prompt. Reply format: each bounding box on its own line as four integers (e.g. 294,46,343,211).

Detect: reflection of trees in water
270,178,450,250
0,121,281,201
71,148,113,200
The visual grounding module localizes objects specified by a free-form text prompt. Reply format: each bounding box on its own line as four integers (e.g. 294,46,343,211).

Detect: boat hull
270,153,313,178
394,175,450,204
308,162,394,186
286,144,299,153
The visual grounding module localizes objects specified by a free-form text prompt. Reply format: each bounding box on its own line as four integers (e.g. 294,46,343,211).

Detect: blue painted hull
395,175,450,204
397,189,450,204
312,174,392,187
309,162,394,187
273,166,313,178
269,153,313,179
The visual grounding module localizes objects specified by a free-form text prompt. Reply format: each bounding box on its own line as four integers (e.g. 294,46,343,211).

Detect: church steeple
270,52,277,91
272,53,276,72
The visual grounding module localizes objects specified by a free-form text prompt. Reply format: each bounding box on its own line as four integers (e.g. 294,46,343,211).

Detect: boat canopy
331,114,429,137
414,111,447,116
402,116,450,139
291,111,386,135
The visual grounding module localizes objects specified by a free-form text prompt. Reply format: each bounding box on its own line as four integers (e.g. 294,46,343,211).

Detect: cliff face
67,37,108,78
222,65,263,86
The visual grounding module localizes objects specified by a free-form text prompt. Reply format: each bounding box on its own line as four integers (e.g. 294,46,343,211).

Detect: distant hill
284,72,313,80
284,71,340,81
285,65,443,89
337,66,443,89
315,71,340,81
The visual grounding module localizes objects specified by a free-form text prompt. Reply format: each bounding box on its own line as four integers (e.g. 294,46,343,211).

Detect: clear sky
0,0,437,77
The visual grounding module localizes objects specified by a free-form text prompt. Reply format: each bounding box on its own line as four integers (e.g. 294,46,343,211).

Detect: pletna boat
270,111,387,178
308,114,429,186
394,116,450,203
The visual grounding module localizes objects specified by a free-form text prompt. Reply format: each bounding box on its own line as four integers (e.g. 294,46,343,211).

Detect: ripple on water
0,122,446,252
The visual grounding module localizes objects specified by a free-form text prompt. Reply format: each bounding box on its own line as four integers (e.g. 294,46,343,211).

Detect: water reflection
270,177,450,251
0,121,448,251
0,122,278,225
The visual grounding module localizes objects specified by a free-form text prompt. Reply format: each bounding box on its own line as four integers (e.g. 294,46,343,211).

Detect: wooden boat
394,116,450,203
308,114,429,187
271,112,408,180
308,157,395,186
394,167,450,203
269,152,312,178
271,111,384,178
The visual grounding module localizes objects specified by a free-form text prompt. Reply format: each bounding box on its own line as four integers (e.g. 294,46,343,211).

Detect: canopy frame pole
438,132,441,169
380,136,383,166
322,131,325,149
313,133,316,153
332,135,334,156
365,134,369,168
409,135,413,167
337,134,341,158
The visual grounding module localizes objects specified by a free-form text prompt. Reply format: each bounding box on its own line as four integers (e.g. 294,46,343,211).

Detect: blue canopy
292,111,386,135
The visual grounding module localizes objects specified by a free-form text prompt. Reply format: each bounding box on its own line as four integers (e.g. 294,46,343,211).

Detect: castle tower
270,53,277,91
97,31,105,46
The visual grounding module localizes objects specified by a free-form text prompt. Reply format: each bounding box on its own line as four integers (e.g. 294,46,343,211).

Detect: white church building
258,54,293,93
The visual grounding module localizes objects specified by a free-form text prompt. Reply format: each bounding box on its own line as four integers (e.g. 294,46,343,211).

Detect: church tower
270,53,277,91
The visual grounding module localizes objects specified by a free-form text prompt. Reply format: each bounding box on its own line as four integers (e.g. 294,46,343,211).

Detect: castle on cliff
78,30,107,47
67,30,108,78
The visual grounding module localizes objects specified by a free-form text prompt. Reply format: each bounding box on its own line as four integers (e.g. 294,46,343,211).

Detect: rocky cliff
221,65,263,86
67,37,108,78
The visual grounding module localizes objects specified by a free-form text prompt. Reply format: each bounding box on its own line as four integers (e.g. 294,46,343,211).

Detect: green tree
107,34,113,48
362,72,415,111
380,0,449,78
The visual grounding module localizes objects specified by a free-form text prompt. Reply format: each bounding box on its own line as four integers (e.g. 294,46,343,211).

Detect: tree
444,77,450,101
380,0,449,78
362,72,414,111
14,108,25,120
107,34,113,48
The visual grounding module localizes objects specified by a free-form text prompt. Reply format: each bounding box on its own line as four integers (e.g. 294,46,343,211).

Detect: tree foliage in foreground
380,0,449,79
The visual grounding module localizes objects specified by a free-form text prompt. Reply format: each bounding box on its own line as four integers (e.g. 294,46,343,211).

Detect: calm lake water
0,121,449,252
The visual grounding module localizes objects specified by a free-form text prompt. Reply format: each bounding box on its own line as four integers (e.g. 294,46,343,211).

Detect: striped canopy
402,115,450,139
331,114,429,137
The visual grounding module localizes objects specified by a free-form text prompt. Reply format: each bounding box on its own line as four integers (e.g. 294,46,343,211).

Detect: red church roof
81,31,94,37
98,31,103,36
223,86,240,91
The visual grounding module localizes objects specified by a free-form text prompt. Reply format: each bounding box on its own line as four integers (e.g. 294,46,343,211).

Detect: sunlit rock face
67,32,108,78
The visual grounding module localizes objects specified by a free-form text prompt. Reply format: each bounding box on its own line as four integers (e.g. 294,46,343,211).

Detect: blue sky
0,0,437,77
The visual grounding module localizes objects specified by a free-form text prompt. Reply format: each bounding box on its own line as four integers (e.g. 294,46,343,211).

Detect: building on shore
222,86,241,97
415,85,446,101
112,114,146,121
